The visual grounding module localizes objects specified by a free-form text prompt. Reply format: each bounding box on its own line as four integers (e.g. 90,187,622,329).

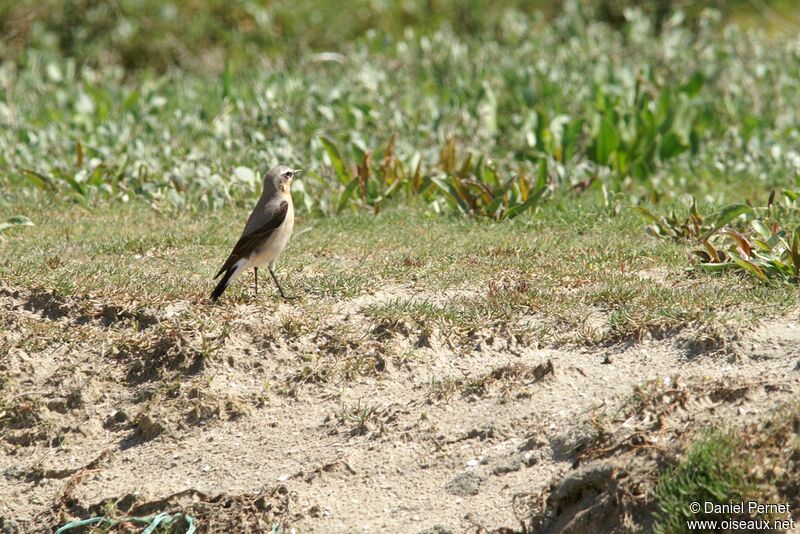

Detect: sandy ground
1,283,799,532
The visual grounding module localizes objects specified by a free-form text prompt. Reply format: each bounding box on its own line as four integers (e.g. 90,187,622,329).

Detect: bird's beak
291,169,302,177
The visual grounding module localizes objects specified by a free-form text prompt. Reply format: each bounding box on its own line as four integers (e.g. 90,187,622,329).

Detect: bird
211,165,299,302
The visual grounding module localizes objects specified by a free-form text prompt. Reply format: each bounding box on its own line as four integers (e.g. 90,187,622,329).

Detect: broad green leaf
790,225,800,271
65,174,87,197
714,203,753,228
594,115,619,165
123,89,140,111
21,168,56,191
752,220,772,240
486,196,504,219
336,177,360,214
656,87,674,130
233,166,257,187
562,118,583,160
321,137,350,184
630,206,662,224
729,252,769,282
0,215,34,233
535,159,548,190
430,176,468,214
751,238,772,252
504,180,547,220
699,204,753,240
680,72,704,97
696,262,735,272
659,131,687,160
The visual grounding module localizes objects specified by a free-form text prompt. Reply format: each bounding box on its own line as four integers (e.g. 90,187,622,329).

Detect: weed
654,431,757,533
427,361,553,402
332,401,400,438
637,193,800,283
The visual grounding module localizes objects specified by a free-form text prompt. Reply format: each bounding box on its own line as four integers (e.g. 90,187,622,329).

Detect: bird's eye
283,171,293,178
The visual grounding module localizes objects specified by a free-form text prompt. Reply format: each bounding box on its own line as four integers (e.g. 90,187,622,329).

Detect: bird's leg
268,261,289,299
254,267,258,296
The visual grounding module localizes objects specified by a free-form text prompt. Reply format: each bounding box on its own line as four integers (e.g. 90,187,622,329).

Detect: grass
2,4,799,223
4,1,795,74
2,3,799,296
654,402,800,533
549,376,800,533
332,400,398,438
3,3,800,531
427,361,554,403
1,192,796,349
654,431,756,533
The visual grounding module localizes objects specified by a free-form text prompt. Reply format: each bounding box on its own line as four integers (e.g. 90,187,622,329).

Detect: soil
1,283,799,533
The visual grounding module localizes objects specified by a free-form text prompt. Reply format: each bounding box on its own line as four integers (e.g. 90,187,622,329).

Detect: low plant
654,431,755,534
431,138,549,220
635,191,800,283
0,215,34,242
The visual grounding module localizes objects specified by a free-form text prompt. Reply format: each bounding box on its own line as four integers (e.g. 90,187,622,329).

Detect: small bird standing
211,165,298,302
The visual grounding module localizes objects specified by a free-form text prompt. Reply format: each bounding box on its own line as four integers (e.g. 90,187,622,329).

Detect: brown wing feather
213,201,289,279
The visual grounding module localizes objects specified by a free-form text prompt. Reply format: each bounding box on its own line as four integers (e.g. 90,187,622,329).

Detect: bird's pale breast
247,198,294,268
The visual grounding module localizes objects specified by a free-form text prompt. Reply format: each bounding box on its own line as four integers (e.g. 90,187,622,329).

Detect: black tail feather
210,267,236,302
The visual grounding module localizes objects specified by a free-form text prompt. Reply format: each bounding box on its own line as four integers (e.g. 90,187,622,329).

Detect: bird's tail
210,259,247,302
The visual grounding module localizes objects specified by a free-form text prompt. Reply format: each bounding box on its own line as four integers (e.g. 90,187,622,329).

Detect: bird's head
265,165,301,194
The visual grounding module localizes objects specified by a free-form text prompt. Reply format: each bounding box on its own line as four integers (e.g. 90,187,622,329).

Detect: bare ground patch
1,284,799,532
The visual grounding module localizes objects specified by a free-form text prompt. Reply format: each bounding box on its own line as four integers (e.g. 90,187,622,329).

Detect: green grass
3,1,796,74
654,431,755,533
3,5,799,530
1,192,796,347
0,0,796,359
653,402,800,534
2,4,799,223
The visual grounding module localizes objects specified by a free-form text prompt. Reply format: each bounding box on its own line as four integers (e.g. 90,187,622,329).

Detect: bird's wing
214,200,289,279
